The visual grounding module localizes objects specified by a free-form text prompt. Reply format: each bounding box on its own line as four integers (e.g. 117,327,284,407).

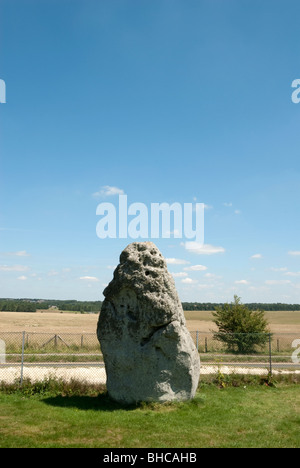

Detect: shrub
212,295,270,353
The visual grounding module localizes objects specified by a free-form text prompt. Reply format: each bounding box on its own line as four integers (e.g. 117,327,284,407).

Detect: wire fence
0,332,105,386
190,331,300,377
0,331,299,386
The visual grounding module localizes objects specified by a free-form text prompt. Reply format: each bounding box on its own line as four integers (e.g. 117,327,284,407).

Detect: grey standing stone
97,241,200,404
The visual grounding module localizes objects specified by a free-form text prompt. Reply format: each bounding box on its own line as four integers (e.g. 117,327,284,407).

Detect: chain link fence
0,331,299,386
0,332,105,385
190,331,300,376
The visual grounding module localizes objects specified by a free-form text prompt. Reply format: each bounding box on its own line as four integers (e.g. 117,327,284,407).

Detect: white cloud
235,280,250,285
15,251,30,257
166,258,190,265
284,271,300,277
204,273,221,279
265,280,291,285
17,276,27,281
79,276,100,282
184,264,208,271
198,283,214,289
288,251,300,256
172,272,188,278
2,250,30,257
48,270,59,277
181,277,198,284
251,254,262,259
0,265,29,272
248,285,269,292
270,267,288,272
93,185,124,197
234,210,241,215
184,242,225,255
0,251,30,257
223,202,233,207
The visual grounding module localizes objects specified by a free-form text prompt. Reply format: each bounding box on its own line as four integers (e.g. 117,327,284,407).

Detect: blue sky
1,0,300,302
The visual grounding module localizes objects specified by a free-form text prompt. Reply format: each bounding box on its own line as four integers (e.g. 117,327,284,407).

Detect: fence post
269,333,272,377
20,331,26,386
0,339,5,364
205,337,208,353
196,331,199,352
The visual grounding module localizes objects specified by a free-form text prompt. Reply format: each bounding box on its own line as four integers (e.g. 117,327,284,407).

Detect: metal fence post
20,331,26,386
269,333,272,377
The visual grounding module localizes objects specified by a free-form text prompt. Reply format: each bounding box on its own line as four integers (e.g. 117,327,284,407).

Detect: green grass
0,380,299,448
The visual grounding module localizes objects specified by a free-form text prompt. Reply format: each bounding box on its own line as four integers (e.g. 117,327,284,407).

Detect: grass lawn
0,383,299,448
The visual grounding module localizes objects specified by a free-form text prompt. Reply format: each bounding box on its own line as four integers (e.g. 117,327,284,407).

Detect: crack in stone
140,321,172,347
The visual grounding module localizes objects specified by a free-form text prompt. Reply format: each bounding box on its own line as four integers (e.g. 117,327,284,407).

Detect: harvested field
0,310,299,334
184,310,300,334
0,311,99,334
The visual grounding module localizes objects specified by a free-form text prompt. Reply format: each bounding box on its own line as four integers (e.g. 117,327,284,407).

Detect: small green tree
212,295,270,353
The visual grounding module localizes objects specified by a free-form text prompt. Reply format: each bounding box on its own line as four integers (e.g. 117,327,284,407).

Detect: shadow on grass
42,392,205,413
42,392,138,412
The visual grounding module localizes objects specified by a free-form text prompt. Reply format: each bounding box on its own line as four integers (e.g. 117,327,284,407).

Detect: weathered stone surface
97,241,200,404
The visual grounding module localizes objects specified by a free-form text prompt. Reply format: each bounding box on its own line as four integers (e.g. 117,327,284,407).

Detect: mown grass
0,377,299,448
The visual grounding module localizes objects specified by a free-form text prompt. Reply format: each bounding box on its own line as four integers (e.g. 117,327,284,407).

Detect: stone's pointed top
119,241,166,270
121,241,164,257
103,241,175,307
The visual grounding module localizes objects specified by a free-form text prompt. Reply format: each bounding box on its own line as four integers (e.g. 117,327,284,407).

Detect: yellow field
0,310,299,334
0,311,98,333
184,310,300,334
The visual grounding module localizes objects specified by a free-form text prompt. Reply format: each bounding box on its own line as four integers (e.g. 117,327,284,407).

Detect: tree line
0,299,103,313
182,302,300,311
1,298,300,312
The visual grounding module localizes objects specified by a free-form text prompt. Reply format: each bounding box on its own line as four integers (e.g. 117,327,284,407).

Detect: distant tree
212,295,270,353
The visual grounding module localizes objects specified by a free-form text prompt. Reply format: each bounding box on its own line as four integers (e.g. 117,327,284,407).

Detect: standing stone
97,242,200,404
